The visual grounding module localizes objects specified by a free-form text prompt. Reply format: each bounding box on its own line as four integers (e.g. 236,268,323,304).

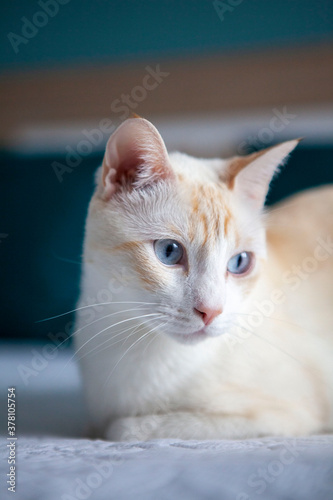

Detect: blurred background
0,0,332,435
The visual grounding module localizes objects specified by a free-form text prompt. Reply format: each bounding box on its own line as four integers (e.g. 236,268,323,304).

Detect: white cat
75,117,333,441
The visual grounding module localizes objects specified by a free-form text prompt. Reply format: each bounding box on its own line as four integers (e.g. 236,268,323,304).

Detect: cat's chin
169,328,211,345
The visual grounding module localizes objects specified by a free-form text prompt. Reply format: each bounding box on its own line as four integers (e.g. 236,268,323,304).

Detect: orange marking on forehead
188,223,195,243
200,212,210,246
214,213,221,238
223,204,232,237
190,186,201,214
188,183,232,247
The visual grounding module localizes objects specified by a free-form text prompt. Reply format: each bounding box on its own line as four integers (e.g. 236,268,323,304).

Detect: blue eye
227,252,253,275
154,239,184,266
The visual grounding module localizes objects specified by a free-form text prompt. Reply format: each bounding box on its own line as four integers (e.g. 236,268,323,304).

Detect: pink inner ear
102,118,173,201
113,148,141,185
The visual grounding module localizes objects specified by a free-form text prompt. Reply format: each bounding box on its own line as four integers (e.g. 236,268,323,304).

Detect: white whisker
103,320,168,388
63,313,161,371
54,305,156,351
77,316,165,362
143,321,169,354
36,301,160,323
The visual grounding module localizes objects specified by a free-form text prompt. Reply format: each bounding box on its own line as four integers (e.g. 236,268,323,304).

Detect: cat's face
86,118,298,344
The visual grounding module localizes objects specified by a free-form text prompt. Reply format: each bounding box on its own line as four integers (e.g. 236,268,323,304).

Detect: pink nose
194,305,223,326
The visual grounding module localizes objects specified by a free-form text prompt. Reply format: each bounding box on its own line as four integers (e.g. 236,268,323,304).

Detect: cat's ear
101,118,173,201
221,139,300,209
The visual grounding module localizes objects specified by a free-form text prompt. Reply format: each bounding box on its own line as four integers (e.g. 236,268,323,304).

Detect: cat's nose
194,305,223,326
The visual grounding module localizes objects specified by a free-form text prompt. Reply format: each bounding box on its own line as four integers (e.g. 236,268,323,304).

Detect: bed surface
1,344,332,499
1,435,333,499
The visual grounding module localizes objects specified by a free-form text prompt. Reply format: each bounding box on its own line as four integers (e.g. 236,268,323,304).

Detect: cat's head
86,117,298,344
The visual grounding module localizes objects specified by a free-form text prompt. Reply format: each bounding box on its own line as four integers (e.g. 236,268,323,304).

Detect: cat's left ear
222,139,301,209
101,118,173,201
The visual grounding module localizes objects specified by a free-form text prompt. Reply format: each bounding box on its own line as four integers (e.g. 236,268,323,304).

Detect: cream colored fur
75,118,333,441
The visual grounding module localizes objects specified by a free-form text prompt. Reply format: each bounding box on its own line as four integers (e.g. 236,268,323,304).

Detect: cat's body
75,118,333,441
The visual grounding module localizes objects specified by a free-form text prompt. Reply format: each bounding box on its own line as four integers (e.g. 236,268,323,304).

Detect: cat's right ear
101,118,174,201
